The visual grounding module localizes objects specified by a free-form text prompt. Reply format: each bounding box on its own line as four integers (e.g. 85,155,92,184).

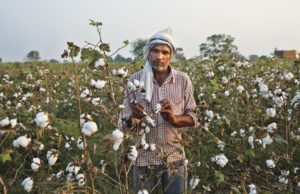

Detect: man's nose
156,52,163,60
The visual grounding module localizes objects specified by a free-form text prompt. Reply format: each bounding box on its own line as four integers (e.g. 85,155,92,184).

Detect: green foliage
81,47,102,65
0,149,14,163
199,34,243,60
26,50,41,61
130,38,147,58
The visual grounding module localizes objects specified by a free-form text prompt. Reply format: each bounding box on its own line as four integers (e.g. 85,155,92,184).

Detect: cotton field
0,55,300,193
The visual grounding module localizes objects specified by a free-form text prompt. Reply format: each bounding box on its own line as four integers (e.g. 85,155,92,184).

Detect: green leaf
123,40,129,46
209,79,220,92
81,48,101,66
89,19,102,26
245,149,255,161
214,170,225,183
231,186,242,194
99,43,111,52
274,135,288,145
0,149,14,163
67,42,80,58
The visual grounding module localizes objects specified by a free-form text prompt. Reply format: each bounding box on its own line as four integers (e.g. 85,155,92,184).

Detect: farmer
120,28,198,194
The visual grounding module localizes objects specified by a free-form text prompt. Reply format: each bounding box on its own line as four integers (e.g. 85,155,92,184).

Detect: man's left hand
160,99,177,125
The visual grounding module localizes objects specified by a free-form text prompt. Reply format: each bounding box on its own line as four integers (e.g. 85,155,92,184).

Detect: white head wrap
140,28,176,102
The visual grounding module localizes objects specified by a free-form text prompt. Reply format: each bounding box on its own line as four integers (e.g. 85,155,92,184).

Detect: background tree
175,47,186,61
26,50,41,61
49,59,60,63
199,34,243,59
0,57,2,63
114,54,132,62
130,38,147,59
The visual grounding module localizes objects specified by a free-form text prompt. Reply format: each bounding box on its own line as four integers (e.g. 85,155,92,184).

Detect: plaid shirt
120,67,197,166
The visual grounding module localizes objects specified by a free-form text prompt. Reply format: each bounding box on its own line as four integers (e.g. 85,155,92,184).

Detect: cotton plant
21,177,33,193
204,110,214,121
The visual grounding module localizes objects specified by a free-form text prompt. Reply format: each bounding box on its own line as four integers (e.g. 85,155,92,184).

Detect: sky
0,0,300,62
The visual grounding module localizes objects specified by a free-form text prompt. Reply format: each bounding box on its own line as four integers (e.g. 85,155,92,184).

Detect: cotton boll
150,143,156,151
267,122,277,133
21,177,33,193
95,80,106,89
279,176,288,184
262,134,273,149
237,85,244,93
92,98,101,106
13,135,31,148
65,142,71,149
0,117,10,127
155,103,161,113
217,140,225,151
127,81,136,91
81,121,98,136
66,162,81,175
116,67,128,77
211,154,228,168
56,170,64,179
9,118,17,128
248,136,254,149
112,129,124,139
266,108,276,117
90,79,96,87
224,90,230,97
133,79,140,87
95,58,105,69
145,116,156,127
137,189,149,194
77,137,85,150
34,112,49,128
248,184,257,194
205,110,214,121
127,146,138,161
189,176,200,190
46,149,58,166
67,173,75,182
31,158,41,171
266,159,275,168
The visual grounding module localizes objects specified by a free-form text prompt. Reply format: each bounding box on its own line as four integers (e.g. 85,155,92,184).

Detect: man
120,28,197,194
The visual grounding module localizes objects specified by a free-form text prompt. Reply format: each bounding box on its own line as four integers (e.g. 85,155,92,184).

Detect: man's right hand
131,103,146,120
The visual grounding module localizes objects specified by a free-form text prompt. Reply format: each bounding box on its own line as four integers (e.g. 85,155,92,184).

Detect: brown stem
0,176,7,194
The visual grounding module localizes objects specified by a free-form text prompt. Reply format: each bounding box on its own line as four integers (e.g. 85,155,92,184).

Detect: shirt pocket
171,93,184,115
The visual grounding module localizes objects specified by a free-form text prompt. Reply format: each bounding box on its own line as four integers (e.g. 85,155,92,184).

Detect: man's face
149,44,171,72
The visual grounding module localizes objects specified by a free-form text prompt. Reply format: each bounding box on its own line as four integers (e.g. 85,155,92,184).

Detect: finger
136,103,145,110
